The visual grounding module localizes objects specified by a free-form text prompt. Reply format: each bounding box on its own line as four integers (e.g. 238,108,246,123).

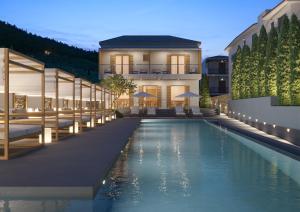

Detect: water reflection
1,120,300,212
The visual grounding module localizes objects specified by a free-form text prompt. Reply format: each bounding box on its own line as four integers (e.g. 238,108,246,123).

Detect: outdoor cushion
0,124,41,140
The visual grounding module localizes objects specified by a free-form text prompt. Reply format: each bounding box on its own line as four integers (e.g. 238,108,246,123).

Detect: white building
99,35,202,109
225,0,300,95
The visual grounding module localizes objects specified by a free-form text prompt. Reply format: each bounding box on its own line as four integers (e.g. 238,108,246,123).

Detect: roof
205,55,228,63
225,0,296,52
225,23,258,51
99,35,201,49
262,0,287,18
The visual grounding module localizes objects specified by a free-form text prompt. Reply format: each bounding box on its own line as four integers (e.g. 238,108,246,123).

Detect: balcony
101,64,201,80
207,68,228,76
209,86,229,95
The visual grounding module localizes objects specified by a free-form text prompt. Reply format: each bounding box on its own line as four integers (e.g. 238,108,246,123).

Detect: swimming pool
1,119,300,211
95,119,300,212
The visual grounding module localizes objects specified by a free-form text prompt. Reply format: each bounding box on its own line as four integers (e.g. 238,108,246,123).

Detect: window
115,55,130,74
170,55,186,74
143,54,150,62
170,85,187,107
143,86,159,107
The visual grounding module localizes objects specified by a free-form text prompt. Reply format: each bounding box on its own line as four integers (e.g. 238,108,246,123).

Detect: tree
277,15,292,105
258,26,268,96
289,14,300,105
250,34,260,97
241,44,251,98
101,74,137,105
200,74,212,108
265,25,278,96
231,46,242,100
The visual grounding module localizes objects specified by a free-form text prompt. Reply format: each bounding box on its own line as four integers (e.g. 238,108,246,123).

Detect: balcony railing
209,86,228,94
101,64,200,75
207,68,228,75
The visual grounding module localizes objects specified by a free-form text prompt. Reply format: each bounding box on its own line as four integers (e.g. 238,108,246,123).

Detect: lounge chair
0,124,42,140
130,106,140,116
147,107,156,116
191,106,203,116
175,106,186,116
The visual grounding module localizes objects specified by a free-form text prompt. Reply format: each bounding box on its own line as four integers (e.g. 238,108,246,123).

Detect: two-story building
203,56,229,97
99,35,202,109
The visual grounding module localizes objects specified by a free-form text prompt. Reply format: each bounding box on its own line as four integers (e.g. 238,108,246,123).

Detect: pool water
95,120,300,212
1,119,300,211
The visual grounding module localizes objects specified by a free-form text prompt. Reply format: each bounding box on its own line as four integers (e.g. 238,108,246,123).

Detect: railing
209,86,228,94
207,69,228,75
101,64,200,75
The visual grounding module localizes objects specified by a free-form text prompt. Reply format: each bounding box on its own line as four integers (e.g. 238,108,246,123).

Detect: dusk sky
1,0,280,58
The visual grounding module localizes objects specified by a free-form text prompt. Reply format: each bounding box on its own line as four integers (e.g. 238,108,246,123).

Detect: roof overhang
224,23,258,52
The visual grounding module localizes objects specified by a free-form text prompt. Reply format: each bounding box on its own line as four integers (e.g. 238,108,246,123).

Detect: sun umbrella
176,91,201,109
133,91,156,108
133,91,156,98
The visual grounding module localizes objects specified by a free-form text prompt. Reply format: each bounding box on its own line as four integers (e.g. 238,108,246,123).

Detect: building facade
204,56,228,97
225,0,300,96
99,35,202,109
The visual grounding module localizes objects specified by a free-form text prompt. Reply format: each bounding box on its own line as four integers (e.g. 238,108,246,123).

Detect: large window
115,92,130,109
116,55,129,74
143,85,159,107
171,55,185,74
170,85,186,107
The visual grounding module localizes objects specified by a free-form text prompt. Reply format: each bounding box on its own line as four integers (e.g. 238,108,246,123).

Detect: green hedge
231,14,300,106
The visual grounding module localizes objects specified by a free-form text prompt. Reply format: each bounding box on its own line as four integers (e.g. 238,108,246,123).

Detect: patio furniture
175,106,186,116
147,107,156,116
191,106,203,116
130,106,140,115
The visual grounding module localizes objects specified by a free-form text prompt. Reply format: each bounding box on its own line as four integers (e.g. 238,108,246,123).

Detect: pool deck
0,118,141,199
209,116,300,158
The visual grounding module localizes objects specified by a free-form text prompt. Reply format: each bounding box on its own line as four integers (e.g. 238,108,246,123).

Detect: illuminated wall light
243,114,245,117
248,117,251,120
287,128,290,132
69,126,73,133
263,122,266,125
39,134,42,144
273,124,276,128
44,128,52,144
87,121,91,128
102,180,106,185
233,112,235,114
74,122,79,133
97,119,102,124
255,119,258,122
91,118,95,127
238,113,240,116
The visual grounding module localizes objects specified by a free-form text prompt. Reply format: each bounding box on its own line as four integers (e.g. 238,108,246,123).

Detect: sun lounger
191,107,203,116
147,107,156,116
130,106,140,115
175,106,186,116
0,124,42,140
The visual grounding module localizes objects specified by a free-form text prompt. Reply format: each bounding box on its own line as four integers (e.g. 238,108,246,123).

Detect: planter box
228,97,300,145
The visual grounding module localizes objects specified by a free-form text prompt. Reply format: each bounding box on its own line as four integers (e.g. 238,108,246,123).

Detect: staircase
156,109,176,117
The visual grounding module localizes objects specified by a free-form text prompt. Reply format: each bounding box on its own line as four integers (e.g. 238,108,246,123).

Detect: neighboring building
225,0,300,95
99,35,202,109
204,56,228,97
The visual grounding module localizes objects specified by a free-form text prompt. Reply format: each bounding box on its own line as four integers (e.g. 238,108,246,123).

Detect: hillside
0,21,99,82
